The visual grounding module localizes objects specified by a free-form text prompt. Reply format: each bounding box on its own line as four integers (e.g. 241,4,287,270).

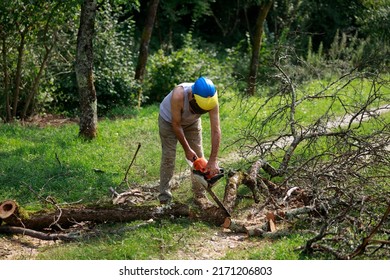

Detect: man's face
189,97,209,114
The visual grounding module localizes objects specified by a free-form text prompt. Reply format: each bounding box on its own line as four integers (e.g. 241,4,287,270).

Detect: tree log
223,171,243,212
1,203,190,231
242,160,262,203
0,200,18,219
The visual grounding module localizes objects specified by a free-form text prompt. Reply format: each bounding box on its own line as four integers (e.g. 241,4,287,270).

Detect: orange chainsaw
189,157,230,217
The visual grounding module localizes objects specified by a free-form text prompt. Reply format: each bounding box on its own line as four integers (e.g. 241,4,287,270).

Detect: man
158,77,221,205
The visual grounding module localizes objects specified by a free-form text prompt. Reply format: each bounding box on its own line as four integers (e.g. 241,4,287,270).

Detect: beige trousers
158,115,208,204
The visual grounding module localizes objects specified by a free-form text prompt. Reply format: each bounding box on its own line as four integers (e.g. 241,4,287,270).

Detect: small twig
348,202,390,259
45,196,64,230
109,187,119,197
311,243,348,260
0,225,77,241
121,142,141,187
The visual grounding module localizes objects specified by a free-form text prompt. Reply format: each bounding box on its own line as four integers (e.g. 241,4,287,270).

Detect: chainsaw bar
193,169,231,217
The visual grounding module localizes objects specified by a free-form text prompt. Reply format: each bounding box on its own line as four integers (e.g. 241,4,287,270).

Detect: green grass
222,234,319,260
37,219,213,260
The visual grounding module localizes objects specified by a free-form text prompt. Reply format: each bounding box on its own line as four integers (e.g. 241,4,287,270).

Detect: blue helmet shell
191,77,216,97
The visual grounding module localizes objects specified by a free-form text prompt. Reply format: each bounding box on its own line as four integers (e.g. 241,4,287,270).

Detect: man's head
190,77,218,114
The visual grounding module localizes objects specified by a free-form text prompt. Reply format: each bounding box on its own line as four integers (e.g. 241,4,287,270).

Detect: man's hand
185,148,198,163
205,159,219,176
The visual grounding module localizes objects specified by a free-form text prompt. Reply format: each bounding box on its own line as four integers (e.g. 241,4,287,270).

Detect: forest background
1,0,388,122
0,0,389,260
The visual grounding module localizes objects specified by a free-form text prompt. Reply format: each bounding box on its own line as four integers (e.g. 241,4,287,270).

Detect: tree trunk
1,37,11,122
22,43,55,120
75,0,98,139
247,0,273,96
0,200,190,231
12,29,27,119
22,11,58,120
135,0,159,107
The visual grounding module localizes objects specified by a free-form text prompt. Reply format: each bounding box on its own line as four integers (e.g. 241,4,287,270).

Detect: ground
0,114,253,260
173,230,255,260
0,227,260,260
0,235,56,260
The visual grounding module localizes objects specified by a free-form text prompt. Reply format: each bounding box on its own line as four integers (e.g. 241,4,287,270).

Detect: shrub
50,2,139,117
143,33,224,103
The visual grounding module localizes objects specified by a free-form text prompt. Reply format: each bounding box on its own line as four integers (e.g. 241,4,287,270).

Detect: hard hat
191,77,218,111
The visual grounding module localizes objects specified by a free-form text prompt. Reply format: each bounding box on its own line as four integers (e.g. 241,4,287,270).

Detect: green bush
144,33,225,103
50,2,139,117
93,3,138,114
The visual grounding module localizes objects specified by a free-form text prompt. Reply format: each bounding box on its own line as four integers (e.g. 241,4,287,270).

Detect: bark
1,37,11,122
135,0,159,108
242,160,262,203
0,226,76,241
223,171,243,211
12,29,27,119
75,0,98,139
247,0,273,96
135,0,159,82
1,202,190,231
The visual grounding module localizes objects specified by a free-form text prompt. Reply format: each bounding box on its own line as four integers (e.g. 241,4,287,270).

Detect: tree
75,0,98,139
135,0,159,107
0,0,78,122
247,0,273,96
135,0,159,82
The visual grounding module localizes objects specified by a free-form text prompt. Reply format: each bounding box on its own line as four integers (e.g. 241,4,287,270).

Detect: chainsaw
189,157,231,217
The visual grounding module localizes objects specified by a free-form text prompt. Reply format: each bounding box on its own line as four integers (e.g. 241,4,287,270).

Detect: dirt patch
24,114,79,128
0,235,58,260
173,230,256,260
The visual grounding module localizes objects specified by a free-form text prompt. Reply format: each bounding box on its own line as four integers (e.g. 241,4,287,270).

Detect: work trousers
158,115,209,205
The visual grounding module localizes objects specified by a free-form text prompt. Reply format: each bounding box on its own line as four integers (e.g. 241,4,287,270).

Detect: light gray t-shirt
159,83,201,126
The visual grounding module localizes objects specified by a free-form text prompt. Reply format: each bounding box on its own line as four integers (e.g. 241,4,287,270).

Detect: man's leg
184,119,213,209
158,115,177,204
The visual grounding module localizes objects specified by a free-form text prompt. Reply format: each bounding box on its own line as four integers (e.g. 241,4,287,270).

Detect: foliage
2,0,389,119
358,0,390,44
93,2,139,115
294,0,366,52
0,0,79,121
143,32,225,102
51,1,139,117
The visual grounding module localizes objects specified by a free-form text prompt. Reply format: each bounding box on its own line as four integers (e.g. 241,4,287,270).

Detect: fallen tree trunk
0,201,190,231
0,200,19,220
0,199,233,235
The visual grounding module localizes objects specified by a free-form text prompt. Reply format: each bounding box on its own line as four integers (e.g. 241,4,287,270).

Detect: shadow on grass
0,134,121,207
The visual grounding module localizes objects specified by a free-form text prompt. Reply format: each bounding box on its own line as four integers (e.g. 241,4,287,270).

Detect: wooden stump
0,200,18,219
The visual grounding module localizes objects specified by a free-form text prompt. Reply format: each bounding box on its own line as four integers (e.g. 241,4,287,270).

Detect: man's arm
206,104,221,175
171,86,198,161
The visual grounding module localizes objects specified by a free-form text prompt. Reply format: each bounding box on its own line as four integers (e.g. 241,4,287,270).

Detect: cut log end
222,217,231,229
0,200,18,219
